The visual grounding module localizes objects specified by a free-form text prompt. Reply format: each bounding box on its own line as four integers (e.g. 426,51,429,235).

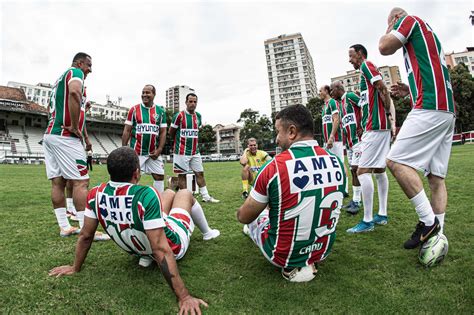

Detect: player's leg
151,173,165,192
373,167,389,225
427,174,447,233
146,156,165,192
241,165,251,198
51,176,77,236
173,155,190,189
346,167,375,233
65,180,77,219
191,155,219,203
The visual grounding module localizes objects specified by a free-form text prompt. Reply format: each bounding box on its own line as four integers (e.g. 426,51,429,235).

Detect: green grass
0,145,473,314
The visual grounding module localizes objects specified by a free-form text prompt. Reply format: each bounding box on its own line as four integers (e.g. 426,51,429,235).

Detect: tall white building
7,81,53,107
166,85,195,113
264,33,317,113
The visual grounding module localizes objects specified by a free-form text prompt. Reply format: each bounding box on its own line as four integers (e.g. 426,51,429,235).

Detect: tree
306,97,324,144
450,63,474,132
199,124,216,155
238,108,274,152
163,109,175,155
393,97,412,127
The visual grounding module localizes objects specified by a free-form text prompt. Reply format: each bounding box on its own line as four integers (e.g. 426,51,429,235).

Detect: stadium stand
25,127,44,154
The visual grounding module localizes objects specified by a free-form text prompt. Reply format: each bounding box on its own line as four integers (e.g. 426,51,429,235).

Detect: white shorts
325,141,344,163
387,110,455,178
173,154,204,174
43,134,89,180
247,209,280,267
358,130,391,169
347,142,362,167
165,208,195,260
139,155,164,175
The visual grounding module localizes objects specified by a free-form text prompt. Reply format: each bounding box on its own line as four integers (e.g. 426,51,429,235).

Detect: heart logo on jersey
293,175,309,189
100,207,108,218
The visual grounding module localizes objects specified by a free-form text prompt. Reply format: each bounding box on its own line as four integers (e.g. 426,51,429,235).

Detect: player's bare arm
237,196,267,224
83,126,92,151
122,124,132,146
48,217,98,277
328,112,340,148
154,126,167,157
146,228,208,315
240,149,249,166
168,126,177,143
379,33,403,56
64,80,83,138
374,80,392,111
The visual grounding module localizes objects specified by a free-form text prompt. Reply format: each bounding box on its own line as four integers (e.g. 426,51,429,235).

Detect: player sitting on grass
237,105,345,282
239,137,271,199
49,147,219,314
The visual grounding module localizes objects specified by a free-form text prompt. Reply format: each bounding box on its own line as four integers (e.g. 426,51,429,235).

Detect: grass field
1,145,473,314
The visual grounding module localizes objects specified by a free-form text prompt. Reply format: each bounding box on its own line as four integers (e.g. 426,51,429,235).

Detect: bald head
330,81,345,99
388,7,408,24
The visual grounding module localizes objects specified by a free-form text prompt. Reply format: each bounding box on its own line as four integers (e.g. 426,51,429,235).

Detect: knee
73,179,89,189
175,189,193,202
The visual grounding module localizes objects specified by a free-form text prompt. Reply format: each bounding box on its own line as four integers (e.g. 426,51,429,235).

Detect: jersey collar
141,103,155,109
290,139,320,148
108,181,133,187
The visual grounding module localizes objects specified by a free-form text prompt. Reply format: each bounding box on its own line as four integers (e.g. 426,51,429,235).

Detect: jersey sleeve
68,68,84,85
329,99,339,114
390,15,417,45
125,106,135,126
347,92,360,106
361,61,382,85
84,187,98,219
170,112,181,129
159,108,167,128
142,187,166,230
250,160,275,204
197,113,202,128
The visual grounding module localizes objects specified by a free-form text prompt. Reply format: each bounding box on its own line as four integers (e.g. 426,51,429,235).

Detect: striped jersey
359,60,391,131
171,110,202,156
125,104,167,156
322,98,342,143
85,182,188,257
250,140,345,268
390,15,455,113
340,92,362,149
45,67,85,137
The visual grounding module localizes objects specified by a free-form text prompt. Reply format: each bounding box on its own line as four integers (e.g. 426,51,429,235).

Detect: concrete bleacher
25,127,44,154
8,125,29,154
90,132,120,156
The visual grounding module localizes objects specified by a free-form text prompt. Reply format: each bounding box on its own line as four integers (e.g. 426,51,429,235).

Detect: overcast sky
1,0,472,125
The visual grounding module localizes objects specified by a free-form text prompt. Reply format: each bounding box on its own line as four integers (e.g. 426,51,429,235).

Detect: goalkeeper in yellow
240,138,272,199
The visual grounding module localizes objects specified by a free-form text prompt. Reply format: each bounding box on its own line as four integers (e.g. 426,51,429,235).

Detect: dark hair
350,44,367,58
322,85,331,94
72,52,91,63
186,93,198,102
275,105,314,137
107,147,139,182
144,84,156,94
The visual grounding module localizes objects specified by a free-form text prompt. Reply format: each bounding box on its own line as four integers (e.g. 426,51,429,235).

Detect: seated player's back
253,141,345,268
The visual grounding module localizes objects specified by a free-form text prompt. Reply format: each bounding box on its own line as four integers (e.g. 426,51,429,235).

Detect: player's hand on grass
62,125,83,140
48,265,77,277
178,295,208,315
390,82,409,99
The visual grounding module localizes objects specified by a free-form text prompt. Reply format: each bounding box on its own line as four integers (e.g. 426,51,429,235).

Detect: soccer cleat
373,214,388,225
203,196,220,203
242,224,250,237
281,263,318,282
345,201,361,215
203,229,220,241
94,232,111,241
346,220,374,234
404,218,440,249
138,256,154,268
60,226,80,237
242,191,249,199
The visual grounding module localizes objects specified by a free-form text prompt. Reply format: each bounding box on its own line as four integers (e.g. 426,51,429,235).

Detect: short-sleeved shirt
170,110,202,156
245,149,270,179
340,92,362,149
85,182,185,256
359,60,391,132
390,15,455,114
322,98,342,143
45,67,85,137
125,104,167,156
250,140,346,268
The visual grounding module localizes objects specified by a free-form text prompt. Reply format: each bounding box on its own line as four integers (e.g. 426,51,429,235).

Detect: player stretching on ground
379,7,455,248
330,81,363,214
346,44,396,234
122,85,167,192
239,137,271,199
237,105,346,282
49,147,217,314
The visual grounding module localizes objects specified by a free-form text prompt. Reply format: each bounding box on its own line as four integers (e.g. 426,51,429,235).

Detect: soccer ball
418,233,449,267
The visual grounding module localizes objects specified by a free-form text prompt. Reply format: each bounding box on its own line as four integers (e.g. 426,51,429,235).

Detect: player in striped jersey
237,105,345,282
122,85,167,192
379,8,455,249
346,44,396,234
49,147,218,314
169,93,219,203
330,81,363,214
43,53,92,237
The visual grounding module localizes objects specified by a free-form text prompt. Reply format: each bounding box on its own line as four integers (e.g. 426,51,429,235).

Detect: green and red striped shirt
390,15,455,113
250,140,345,268
340,92,362,149
359,60,391,131
322,98,342,143
171,110,202,156
125,104,167,156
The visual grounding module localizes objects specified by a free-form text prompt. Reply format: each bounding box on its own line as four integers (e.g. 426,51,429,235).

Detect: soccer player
43,52,92,237
49,147,217,314
237,105,346,282
169,93,219,203
319,85,344,163
346,44,396,234
122,85,167,192
379,7,455,248
239,137,271,199
330,81,363,214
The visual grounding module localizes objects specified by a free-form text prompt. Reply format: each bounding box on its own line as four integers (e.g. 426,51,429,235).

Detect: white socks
436,213,445,233
76,211,85,229
153,180,164,193
54,208,71,229
66,198,77,214
353,186,362,203
199,186,211,199
410,189,435,226
374,172,389,216
190,201,211,234
359,173,374,222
